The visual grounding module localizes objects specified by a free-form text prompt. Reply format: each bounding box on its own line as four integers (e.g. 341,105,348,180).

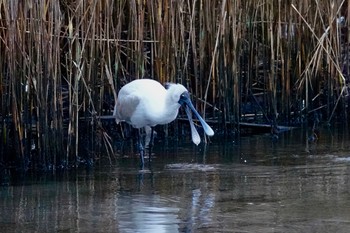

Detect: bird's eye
180,92,188,100
181,91,189,97
178,92,189,105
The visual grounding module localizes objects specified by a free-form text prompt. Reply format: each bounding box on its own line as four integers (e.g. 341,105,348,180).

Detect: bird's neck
153,95,180,125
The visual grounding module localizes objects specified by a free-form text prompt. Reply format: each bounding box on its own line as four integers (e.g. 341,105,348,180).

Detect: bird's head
165,83,189,105
165,82,214,145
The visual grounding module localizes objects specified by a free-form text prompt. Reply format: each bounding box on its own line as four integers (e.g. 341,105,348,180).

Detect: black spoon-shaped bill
179,92,214,142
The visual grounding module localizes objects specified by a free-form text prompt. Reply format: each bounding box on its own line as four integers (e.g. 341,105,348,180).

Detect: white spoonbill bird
113,78,214,166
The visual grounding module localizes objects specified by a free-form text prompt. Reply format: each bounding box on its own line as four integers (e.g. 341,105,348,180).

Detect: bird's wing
115,94,140,123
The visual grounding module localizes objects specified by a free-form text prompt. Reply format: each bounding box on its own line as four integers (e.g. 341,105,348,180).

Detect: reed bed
0,0,348,172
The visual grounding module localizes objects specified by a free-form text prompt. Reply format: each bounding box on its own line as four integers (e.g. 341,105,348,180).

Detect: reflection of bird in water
113,79,214,168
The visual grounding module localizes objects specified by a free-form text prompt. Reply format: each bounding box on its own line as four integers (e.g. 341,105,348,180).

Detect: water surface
1,126,350,232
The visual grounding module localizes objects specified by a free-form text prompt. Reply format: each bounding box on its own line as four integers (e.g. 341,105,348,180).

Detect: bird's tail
95,102,120,122
113,103,121,124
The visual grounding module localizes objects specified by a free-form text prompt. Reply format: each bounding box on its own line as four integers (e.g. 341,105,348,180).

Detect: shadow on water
1,125,350,232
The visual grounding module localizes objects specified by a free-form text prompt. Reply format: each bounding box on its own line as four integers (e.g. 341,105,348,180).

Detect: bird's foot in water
137,141,145,170
139,153,155,170
137,148,153,170
139,152,145,170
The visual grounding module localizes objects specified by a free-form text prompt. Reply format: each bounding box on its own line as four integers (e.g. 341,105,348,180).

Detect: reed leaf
0,0,348,171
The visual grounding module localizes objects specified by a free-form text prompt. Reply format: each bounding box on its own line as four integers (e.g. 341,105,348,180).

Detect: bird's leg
148,127,154,163
144,126,155,162
137,129,145,169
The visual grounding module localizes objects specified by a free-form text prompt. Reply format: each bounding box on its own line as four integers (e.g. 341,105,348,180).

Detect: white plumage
113,79,214,165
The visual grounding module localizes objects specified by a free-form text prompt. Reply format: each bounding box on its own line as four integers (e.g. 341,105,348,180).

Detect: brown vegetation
0,0,348,171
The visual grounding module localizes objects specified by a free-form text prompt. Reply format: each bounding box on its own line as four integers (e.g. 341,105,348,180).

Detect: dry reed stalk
292,2,346,120
0,0,349,171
